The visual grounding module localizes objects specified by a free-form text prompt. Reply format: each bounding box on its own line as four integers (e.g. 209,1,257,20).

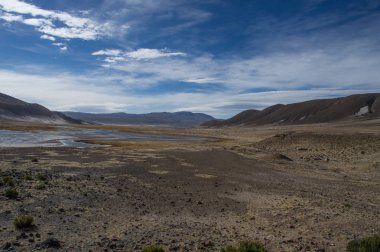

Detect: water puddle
0,128,202,148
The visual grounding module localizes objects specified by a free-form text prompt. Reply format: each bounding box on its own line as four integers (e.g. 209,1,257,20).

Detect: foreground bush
221,241,267,252
5,188,18,199
143,245,165,252
347,234,380,252
36,173,48,181
14,215,34,229
3,176,14,186
35,182,46,190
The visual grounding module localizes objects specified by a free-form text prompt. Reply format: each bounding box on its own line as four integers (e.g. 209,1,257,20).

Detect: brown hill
0,93,81,124
204,93,380,127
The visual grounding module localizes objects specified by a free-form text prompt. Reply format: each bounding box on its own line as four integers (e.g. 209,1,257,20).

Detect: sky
0,0,379,118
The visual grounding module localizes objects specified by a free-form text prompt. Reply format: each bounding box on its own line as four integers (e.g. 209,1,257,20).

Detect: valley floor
0,120,379,251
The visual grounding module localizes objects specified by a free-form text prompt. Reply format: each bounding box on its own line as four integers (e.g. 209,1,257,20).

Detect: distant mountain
64,111,215,128
203,93,380,127
0,93,81,124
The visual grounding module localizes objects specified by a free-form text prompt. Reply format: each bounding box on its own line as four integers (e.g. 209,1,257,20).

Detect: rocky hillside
0,93,81,124
204,93,380,127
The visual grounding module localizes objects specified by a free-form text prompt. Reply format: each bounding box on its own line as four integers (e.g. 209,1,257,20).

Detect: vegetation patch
35,182,46,190
5,188,18,199
14,215,34,229
24,175,33,181
36,173,48,181
3,176,14,186
220,241,267,252
347,234,380,252
143,245,165,252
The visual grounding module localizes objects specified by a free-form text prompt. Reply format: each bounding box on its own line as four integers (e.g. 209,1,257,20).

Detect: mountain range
0,92,214,127
1,92,379,127
203,93,380,127
63,111,214,128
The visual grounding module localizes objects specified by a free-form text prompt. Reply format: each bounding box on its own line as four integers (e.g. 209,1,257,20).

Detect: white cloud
40,34,55,41
104,57,126,63
126,48,186,60
92,49,123,56
0,68,378,118
23,18,52,27
0,0,108,41
59,46,68,51
183,77,220,84
92,48,187,62
92,44,380,93
0,11,22,22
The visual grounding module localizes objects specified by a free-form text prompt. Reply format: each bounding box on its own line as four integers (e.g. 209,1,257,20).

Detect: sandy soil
0,120,379,251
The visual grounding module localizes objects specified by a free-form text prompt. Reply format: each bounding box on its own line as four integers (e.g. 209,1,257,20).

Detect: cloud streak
1,68,378,118
92,48,186,62
0,0,109,41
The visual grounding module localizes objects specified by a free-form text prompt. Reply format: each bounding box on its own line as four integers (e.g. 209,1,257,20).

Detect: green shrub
36,173,48,181
3,176,14,186
35,182,46,190
347,234,380,252
143,245,165,252
221,241,267,252
24,175,33,181
14,215,34,229
5,188,18,199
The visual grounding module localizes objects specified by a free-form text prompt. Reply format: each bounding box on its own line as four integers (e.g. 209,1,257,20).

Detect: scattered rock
34,238,61,249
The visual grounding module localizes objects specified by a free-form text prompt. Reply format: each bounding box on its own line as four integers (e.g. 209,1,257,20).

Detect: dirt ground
0,120,379,251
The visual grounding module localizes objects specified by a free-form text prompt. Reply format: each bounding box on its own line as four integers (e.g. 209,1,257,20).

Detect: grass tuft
347,234,380,252
24,175,33,181
5,188,18,199
142,245,165,252
14,215,34,229
221,241,267,252
3,176,14,186
36,173,48,181
35,182,46,190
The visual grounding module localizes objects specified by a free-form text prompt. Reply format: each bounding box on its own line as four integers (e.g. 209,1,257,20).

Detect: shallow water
0,128,202,148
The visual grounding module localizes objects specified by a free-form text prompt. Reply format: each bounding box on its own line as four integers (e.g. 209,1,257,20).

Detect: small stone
34,237,61,249
2,242,11,250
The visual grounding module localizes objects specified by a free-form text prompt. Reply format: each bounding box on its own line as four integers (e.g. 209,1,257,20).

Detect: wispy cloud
92,49,123,56
92,43,380,92
0,0,110,42
1,68,378,118
40,34,55,41
93,48,186,62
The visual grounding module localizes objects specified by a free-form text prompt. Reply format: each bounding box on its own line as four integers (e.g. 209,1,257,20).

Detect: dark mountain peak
0,93,29,106
0,93,81,124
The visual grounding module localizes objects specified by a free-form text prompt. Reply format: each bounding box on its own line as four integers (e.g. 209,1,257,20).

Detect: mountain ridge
64,111,215,128
0,93,81,124
203,93,380,127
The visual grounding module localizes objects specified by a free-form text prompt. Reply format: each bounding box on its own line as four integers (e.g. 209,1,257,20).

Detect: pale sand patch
194,173,217,179
181,162,194,167
149,170,169,175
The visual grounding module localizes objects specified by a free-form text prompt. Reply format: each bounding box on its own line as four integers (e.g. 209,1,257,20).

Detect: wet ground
0,127,203,148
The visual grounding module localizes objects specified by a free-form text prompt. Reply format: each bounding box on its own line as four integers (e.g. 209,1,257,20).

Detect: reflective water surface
0,128,202,148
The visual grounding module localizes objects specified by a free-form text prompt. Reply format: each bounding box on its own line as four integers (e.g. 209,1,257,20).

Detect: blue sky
0,0,379,118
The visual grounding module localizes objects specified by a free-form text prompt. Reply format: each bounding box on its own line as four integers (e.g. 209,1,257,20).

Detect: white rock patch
355,106,369,116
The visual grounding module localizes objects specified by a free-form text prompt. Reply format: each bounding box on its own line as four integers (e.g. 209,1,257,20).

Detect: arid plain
0,119,379,251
